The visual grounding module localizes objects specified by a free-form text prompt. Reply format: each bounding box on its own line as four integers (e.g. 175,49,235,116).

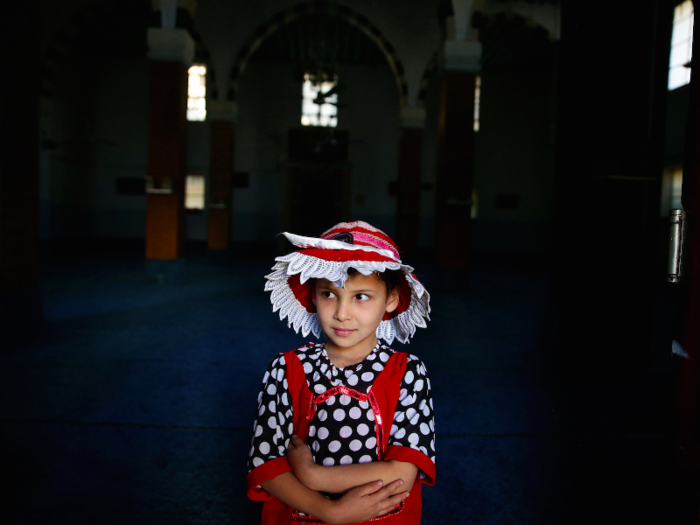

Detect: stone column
207,101,236,250
0,2,43,343
396,107,425,254
145,27,194,281
434,40,481,269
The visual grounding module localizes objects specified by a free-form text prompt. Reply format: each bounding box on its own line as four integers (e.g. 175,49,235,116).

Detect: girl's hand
321,479,409,524
287,435,319,489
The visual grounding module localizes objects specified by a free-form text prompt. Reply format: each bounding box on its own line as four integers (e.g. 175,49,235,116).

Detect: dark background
0,0,693,523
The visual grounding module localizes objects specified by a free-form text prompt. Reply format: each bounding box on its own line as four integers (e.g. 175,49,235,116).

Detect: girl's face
312,272,399,365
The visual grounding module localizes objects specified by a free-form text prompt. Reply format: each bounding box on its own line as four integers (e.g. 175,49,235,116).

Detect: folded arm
261,472,409,525
288,435,419,494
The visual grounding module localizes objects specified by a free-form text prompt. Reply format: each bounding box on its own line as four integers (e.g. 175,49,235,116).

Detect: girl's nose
334,299,351,321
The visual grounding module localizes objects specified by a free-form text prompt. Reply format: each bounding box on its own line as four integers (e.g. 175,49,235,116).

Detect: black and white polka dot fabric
247,343,436,480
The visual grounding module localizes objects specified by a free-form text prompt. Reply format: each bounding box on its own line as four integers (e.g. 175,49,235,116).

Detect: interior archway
232,11,402,241
227,2,408,108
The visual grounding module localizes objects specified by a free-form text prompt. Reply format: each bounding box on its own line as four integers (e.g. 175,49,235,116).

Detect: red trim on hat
297,247,397,264
381,278,412,319
322,224,394,241
288,273,316,313
321,224,399,252
395,278,412,316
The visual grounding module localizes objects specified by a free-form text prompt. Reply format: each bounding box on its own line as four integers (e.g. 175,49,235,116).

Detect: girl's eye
322,291,336,299
356,293,370,301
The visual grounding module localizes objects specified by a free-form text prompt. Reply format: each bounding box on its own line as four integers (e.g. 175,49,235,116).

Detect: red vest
254,349,425,524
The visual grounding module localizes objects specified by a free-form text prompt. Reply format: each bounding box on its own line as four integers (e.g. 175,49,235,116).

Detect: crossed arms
260,435,418,524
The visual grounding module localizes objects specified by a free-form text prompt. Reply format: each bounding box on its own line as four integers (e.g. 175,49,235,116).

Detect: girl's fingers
378,492,409,514
386,491,409,501
289,435,305,450
366,480,402,501
375,479,404,497
359,480,384,496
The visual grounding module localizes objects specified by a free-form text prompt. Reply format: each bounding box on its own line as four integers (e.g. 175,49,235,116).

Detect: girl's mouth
333,328,355,337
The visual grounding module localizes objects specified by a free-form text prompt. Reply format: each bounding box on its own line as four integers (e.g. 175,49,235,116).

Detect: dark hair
347,267,401,296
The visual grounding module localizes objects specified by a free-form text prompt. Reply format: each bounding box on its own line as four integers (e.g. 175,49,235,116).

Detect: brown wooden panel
145,194,181,259
434,72,476,268
146,61,188,259
396,127,422,253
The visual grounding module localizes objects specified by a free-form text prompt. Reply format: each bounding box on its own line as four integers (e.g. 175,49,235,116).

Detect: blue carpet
0,250,668,524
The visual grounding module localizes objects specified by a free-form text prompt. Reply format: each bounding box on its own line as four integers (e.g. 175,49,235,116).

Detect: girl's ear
384,288,400,314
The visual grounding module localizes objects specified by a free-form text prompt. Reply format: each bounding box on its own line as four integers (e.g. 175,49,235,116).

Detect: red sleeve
246,457,292,501
384,445,436,486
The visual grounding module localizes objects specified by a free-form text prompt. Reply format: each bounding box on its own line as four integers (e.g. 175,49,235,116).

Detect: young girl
247,221,435,524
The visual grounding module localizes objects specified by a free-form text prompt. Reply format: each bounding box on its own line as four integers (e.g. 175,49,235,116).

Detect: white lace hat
264,221,430,344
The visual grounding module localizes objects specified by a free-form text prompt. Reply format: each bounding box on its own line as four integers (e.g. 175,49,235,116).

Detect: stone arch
227,1,409,107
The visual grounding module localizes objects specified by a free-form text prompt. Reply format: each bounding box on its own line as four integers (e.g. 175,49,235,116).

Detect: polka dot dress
247,343,436,481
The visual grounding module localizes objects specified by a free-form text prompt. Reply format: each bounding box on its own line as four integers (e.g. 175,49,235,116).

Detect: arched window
668,0,694,90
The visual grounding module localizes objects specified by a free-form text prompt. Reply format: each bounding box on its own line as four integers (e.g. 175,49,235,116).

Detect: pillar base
0,286,45,348
145,258,187,284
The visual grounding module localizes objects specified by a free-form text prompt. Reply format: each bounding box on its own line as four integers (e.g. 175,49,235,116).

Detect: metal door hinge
668,209,686,283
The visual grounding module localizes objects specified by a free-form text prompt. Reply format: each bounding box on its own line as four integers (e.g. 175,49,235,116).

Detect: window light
474,75,481,132
188,64,207,121
301,74,338,127
661,165,684,217
668,1,694,90
185,174,205,210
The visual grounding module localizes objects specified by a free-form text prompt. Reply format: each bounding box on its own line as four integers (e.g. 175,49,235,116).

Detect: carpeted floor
0,249,669,524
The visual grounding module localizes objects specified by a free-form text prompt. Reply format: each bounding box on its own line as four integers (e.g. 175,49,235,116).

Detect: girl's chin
324,333,378,352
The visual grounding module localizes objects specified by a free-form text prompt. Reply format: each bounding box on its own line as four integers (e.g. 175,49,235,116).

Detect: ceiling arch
226,1,409,108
